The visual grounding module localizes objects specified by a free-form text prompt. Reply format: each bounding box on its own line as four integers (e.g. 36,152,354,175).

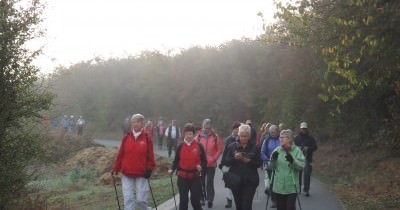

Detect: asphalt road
94,139,344,210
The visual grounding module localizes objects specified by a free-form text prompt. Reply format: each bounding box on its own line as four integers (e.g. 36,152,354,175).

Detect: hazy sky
34,0,277,73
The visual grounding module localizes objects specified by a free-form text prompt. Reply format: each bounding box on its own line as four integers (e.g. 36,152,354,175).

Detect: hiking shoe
200,200,205,206
304,192,310,196
208,201,213,208
225,199,232,208
264,188,270,195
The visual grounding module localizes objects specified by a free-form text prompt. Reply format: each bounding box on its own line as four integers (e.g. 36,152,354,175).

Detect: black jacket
221,142,262,186
220,135,238,167
294,132,317,162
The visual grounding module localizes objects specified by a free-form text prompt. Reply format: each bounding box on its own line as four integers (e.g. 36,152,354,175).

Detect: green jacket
269,144,305,194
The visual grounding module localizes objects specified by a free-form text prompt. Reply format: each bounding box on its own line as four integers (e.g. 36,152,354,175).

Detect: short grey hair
202,118,211,128
238,124,251,135
280,129,294,142
269,124,279,133
131,113,144,122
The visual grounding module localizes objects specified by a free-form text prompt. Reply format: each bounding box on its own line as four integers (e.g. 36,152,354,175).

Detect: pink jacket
196,130,222,167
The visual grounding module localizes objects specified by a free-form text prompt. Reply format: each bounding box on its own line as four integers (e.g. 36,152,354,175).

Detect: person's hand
144,170,152,179
168,169,173,175
241,157,250,163
285,153,294,164
234,152,243,160
271,151,279,161
218,163,223,170
111,170,118,176
196,164,202,172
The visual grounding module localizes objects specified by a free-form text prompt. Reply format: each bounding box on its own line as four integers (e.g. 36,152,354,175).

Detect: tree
273,0,400,146
0,0,52,208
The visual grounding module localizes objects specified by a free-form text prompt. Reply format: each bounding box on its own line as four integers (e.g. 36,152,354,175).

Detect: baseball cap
300,122,308,129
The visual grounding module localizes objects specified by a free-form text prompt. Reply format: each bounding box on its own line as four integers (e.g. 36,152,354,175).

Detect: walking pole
147,178,158,210
291,169,303,210
266,170,275,210
199,172,207,205
111,175,121,210
169,174,178,210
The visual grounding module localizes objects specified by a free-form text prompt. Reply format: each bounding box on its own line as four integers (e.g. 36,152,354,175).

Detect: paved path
94,139,344,210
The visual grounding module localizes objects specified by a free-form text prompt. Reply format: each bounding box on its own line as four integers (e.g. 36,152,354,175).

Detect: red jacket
196,130,222,167
113,130,156,177
256,131,262,146
172,141,207,179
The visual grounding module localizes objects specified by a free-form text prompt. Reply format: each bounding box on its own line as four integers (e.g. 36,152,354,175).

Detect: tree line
48,0,400,149
1,0,399,208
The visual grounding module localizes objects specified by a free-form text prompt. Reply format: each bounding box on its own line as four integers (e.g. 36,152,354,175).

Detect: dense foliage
48,41,327,138
272,0,400,147
0,0,52,208
49,0,399,149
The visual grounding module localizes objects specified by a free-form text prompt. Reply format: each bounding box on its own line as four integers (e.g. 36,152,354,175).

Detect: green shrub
68,167,96,182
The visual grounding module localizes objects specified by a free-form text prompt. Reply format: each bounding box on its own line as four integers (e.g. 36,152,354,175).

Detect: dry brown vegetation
315,140,400,210
16,131,174,210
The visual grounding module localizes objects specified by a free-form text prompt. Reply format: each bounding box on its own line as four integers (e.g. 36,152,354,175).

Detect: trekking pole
266,170,275,210
169,174,178,210
111,175,121,210
291,169,303,210
199,171,207,205
147,178,158,210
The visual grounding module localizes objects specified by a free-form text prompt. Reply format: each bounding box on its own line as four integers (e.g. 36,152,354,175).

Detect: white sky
34,0,277,73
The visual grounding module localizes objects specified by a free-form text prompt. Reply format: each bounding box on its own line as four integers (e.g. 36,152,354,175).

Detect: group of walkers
61,114,86,135
112,113,317,210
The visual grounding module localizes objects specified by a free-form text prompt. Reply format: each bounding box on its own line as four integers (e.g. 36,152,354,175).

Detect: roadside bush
68,167,96,182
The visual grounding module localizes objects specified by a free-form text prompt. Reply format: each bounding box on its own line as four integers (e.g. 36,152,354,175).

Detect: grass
28,170,178,210
21,131,178,210
47,185,115,210
312,171,337,185
148,176,179,207
46,176,177,210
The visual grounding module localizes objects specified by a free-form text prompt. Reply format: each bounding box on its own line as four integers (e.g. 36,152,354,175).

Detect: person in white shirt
76,116,86,136
165,120,181,157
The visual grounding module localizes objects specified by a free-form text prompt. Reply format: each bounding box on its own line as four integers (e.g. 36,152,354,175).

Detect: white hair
269,124,279,133
131,113,144,122
238,124,251,135
202,118,211,128
280,129,294,142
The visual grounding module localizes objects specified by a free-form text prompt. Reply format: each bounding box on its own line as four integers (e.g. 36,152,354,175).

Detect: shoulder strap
120,132,131,149
176,143,183,155
197,133,201,143
197,141,205,155
122,132,130,142
213,133,218,148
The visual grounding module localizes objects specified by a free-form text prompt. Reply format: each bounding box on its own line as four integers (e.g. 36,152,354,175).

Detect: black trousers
232,181,257,210
275,193,297,210
77,126,83,135
177,176,202,210
201,167,216,202
299,161,312,193
167,138,178,157
157,135,163,149
266,169,277,202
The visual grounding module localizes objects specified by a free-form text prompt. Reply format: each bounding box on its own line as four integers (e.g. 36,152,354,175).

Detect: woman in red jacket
196,119,222,208
111,114,156,210
168,123,207,210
